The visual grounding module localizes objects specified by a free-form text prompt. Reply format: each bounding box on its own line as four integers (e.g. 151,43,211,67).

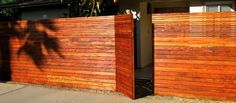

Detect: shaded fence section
153,12,236,101
0,25,11,81
115,15,135,98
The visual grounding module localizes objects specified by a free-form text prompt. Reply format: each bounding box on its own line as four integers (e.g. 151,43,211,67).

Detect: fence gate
153,12,236,101
115,15,135,99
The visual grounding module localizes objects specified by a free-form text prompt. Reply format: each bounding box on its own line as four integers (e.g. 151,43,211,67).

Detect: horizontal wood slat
0,16,117,91
115,14,135,99
153,12,236,101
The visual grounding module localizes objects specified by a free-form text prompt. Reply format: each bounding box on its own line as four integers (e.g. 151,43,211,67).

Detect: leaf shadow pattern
0,19,64,81
13,20,64,69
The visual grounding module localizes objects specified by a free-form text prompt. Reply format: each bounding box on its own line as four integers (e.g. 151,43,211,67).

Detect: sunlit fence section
153,12,236,101
10,16,116,91
0,14,134,94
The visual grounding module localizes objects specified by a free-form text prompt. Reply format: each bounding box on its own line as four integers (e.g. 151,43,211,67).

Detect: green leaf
0,0,17,4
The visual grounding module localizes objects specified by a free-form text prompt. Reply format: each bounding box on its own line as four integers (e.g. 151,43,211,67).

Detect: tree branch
89,0,96,16
81,0,87,6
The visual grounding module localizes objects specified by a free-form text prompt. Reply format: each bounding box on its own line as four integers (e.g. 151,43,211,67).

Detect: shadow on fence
0,20,63,81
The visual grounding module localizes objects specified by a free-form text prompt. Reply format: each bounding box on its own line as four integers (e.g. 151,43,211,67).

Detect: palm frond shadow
14,20,64,69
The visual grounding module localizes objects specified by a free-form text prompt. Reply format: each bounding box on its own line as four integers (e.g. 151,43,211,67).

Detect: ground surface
0,83,233,103
0,82,235,103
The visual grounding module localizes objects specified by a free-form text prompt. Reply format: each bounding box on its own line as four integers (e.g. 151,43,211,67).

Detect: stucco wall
139,2,153,68
190,0,236,13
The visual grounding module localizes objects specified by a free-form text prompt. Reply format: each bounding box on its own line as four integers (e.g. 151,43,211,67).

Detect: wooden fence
153,12,236,101
115,15,135,98
10,16,116,91
0,14,134,98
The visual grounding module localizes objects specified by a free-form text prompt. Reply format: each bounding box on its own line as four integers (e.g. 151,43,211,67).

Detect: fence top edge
0,15,119,24
152,12,236,15
1,14,133,24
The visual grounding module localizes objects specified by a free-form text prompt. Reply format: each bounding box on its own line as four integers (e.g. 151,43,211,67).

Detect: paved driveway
0,83,233,103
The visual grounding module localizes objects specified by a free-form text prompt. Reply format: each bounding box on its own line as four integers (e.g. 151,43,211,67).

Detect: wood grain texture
153,12,236,101
1,16,117,91
115,14,135,99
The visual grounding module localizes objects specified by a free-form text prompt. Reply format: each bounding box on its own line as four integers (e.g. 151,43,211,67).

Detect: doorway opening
134,19,154,99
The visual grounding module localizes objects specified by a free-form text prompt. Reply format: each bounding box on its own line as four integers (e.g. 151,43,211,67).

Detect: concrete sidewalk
0,83,233,103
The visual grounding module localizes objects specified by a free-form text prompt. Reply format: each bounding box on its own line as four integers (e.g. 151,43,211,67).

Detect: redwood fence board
153,12,236,101
0,16,117,91
0,14,135,98
115,14,135,99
